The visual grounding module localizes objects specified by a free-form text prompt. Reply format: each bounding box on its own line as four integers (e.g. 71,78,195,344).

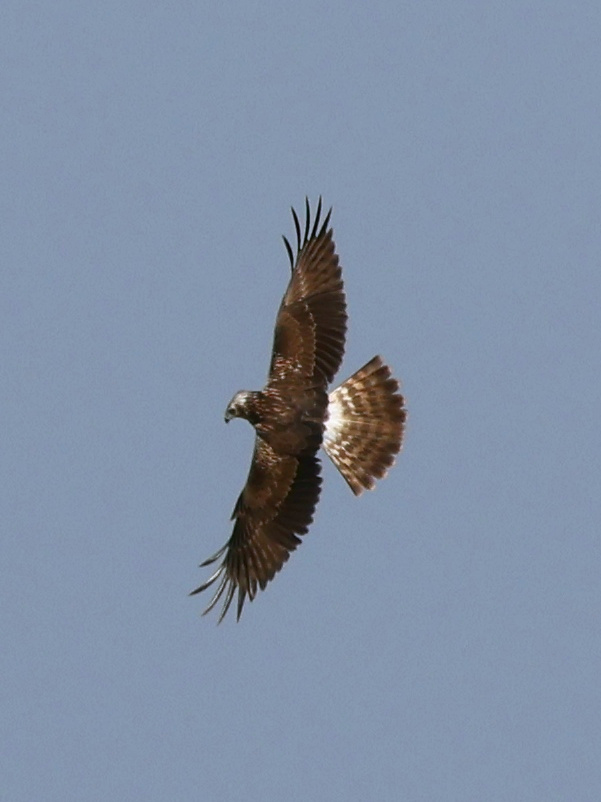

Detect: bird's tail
323,356,406,495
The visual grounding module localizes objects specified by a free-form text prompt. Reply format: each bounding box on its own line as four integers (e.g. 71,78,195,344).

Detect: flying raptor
191,199,406,621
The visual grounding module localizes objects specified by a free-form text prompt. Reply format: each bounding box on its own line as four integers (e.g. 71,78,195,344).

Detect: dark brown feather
190,439,322,622
270,197,347,386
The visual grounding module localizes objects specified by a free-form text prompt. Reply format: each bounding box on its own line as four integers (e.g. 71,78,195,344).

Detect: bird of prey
191,199,406,621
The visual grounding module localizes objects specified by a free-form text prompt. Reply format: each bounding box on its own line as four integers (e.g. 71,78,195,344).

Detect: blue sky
2,2,600,800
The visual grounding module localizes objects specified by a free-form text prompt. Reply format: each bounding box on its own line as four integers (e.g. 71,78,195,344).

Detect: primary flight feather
191,199,406,621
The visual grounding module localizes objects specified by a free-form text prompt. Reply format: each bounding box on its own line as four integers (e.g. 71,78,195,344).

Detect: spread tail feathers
323,356,406,495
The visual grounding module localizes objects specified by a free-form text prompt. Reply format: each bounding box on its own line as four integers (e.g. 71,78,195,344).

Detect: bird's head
224,391,255,423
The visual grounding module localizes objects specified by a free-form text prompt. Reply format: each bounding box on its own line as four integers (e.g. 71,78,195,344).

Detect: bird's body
227,385,327,455
191,199,406,621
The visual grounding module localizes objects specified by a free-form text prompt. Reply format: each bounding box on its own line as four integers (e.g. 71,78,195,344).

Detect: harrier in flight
191,199,406,621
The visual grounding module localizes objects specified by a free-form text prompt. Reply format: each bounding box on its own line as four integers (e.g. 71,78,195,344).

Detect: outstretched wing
190,438,322,622
269,198,347,388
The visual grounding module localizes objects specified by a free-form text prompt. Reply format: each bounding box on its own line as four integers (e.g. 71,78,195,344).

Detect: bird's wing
268,198,347,388
190,437,322,622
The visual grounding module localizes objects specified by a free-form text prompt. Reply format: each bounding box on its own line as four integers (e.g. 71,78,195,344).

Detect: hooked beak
224,409,233,423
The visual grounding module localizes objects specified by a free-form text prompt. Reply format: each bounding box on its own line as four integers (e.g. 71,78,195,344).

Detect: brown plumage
323,356,405,495
191,199,406,621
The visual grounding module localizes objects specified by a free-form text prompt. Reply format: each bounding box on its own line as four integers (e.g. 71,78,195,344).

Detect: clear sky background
2,2,600,800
